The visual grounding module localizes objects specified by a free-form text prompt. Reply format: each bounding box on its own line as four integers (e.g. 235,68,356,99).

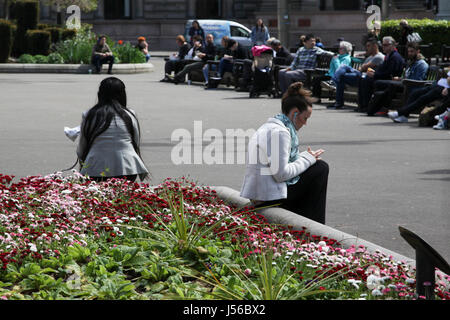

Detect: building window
196,0,221,19
105,0,132,19
333,0,361,10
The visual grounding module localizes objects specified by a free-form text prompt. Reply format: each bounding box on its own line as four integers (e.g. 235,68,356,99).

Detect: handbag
407,32,422,43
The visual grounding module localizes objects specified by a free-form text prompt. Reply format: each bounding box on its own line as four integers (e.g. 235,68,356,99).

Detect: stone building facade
0,0,440,50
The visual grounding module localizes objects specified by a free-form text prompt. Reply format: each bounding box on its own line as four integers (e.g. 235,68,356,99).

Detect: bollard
399,226,450,300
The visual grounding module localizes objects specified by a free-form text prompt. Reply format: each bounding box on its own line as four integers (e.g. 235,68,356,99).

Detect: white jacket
240,117,316,201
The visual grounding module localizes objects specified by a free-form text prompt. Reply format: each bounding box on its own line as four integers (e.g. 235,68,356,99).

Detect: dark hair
192,34,203,42
227,39,237,49
80,77,147,178
255,19,265,30
304,34,315,42
192,20,201,29
406,41,420,50
281,82,313,115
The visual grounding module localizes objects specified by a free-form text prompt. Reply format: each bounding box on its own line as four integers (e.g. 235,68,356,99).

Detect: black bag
207,76,221,89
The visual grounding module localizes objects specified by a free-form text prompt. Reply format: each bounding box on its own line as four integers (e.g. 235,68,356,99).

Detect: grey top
363,52,385,68
76,108,148,178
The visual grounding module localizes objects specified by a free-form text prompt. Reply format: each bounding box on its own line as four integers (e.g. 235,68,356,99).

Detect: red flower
118,40,124,45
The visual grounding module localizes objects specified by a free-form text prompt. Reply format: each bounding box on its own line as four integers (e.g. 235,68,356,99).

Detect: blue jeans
332,65,361,106
202,63,217,84
218,58,233,77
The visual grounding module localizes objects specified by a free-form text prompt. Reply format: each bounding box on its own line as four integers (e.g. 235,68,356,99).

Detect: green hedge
12,0,39,57
44,27,62,44
61,28,77,41
380,19,450,55
25,30,50,56
0,19,14,63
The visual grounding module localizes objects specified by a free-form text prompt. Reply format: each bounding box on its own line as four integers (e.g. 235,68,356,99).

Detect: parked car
184,19,252,49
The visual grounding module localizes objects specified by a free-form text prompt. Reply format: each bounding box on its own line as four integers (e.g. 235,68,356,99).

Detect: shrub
113,41,146,64
47,52,65,64
33,54,48,64
12,0,39,57
44,27,62,44
380,19,450,55
25,29,51,55
17,54,35,63
37,23,52,30
0,19,14,63
54,27,96,64
61,28,77,41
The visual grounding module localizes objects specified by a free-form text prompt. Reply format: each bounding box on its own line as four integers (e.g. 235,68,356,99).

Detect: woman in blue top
188,20,205,46
311,41,352,102
250,19,270,46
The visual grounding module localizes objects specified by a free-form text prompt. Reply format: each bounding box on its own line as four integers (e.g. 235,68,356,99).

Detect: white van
184,19,252,49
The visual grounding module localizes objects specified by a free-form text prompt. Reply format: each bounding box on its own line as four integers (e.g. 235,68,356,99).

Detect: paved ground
1,57,449,261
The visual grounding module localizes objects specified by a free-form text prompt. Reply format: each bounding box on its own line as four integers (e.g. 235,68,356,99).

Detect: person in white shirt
240,82,329,224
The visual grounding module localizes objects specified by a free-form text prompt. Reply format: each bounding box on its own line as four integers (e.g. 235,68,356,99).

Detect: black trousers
164,60,185,75
92,55,114,73
358,76,375,111
398,84,448,117
367,80,404,115
312,74,331,98
90,175,137,183
255,160,329,224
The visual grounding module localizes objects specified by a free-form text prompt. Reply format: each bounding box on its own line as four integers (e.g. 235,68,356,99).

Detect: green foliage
12,0,39,57
33,54,48,64
54,26,96,64
25,30,51,55
61,28,77,41
0,19,14,63
17,53,35,63
44,26,62,44
380,19,450,55
112,42,146,64
47,52,64,64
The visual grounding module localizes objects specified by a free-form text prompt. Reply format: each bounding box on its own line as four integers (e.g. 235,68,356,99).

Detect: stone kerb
0,63,154,74
212,186,416,269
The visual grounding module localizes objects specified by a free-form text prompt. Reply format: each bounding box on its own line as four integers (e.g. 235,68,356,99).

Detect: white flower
348,279,362,289
366,275,380,290
371,289,383,296
28,243,37,252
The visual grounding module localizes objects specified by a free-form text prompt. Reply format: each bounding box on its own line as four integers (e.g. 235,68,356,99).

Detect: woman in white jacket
240,82,329,224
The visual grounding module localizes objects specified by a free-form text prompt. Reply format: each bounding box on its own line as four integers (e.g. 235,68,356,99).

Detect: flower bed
0,173,448,300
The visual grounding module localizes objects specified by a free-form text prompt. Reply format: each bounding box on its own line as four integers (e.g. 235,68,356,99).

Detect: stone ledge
0,62,154,74
212,186,416,268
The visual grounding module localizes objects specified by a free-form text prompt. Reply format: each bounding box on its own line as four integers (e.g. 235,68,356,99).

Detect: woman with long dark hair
250,18,270,46
76,77,149,182
241,82,329,224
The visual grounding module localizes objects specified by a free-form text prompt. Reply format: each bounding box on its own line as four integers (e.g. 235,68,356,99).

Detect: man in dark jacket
169,34,217,84
271,38,294,66
357,36,405,112
367,41,428,116
160,35,190,82
216,39,249,78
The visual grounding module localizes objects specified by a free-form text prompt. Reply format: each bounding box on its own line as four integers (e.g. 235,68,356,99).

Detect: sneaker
393,115,408,123
433,117,447,130
321,80,336,91
375,107,389,116
388,111,399,120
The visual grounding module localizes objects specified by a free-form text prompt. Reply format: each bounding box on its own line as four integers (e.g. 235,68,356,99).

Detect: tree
42,0,98,25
